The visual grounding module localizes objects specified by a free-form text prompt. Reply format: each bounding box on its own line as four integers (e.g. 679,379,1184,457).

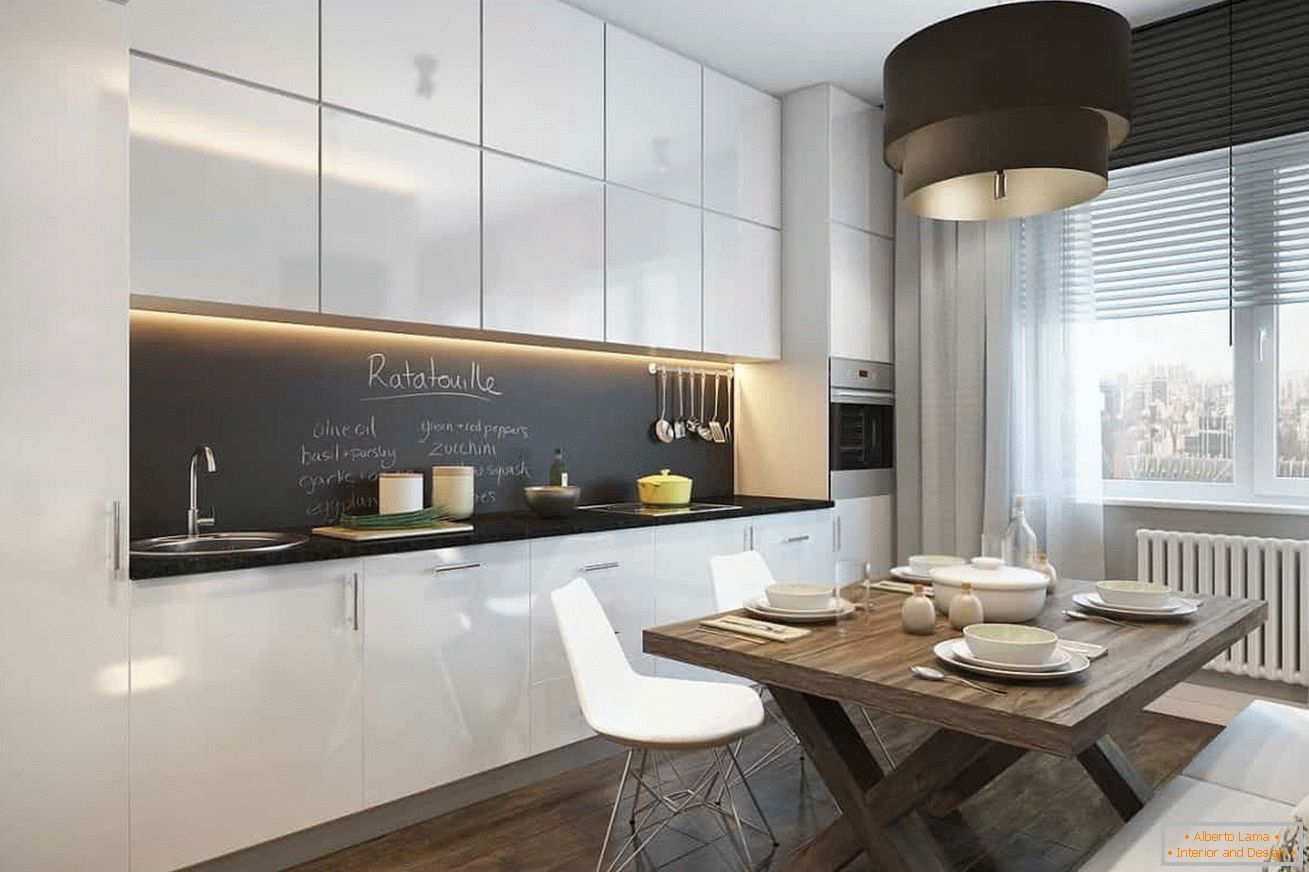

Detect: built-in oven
829,358,894,499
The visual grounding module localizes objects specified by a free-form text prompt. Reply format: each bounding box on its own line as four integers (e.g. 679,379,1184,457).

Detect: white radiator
1136,529,1309,686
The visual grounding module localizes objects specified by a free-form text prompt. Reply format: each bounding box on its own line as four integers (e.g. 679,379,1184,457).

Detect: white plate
745,596,855,623
1073,592,1198,620
890,566,934,583
933,639,1091,681
1085,591,1180,614
950,639,1071,673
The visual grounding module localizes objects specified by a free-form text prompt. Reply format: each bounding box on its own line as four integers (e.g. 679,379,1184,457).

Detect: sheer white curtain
1003,212,1106,580
894,214,1011,560
895,206,1105,580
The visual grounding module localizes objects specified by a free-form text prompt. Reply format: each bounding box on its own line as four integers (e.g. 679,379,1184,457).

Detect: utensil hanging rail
646,362,734,379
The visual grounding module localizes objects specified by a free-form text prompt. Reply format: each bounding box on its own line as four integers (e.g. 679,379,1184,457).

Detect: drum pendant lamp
882,1,1132,221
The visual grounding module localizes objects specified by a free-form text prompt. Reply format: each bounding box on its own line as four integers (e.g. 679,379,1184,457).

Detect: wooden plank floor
296,710,1218,872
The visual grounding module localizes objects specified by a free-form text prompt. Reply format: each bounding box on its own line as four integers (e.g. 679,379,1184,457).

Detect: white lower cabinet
750,510,835,586
362,542,530,807
653,519,750,682
833,495,895,585
528,528,656,754
129,561,364,872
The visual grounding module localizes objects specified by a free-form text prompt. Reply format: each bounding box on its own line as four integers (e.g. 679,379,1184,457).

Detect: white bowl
909,554,966,577
1096,580,1170,610
764,583,832,612
929,558,1049,622
963,624,1059,666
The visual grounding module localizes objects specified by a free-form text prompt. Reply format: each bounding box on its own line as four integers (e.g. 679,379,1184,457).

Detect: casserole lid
930,557,1048,590
637,469,691,486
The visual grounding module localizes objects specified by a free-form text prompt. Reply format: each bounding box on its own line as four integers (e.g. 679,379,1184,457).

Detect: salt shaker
901,583,936,635
948,581,985,629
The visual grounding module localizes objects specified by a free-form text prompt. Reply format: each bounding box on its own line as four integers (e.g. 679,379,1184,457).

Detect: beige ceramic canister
378,472,424,515
432,466,475,519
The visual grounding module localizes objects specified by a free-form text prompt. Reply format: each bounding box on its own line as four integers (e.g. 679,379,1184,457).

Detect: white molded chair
710,550,897,772
552,577,777,872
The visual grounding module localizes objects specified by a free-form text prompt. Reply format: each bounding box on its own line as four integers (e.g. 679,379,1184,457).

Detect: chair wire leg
607,754,724,872
627,749,648,828
596,750,634,872
727,742,779,846
859,707,897,769
715,748,755,872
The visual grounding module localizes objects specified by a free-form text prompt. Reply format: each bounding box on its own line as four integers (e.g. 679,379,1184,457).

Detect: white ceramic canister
378,472,424,515
432,465,475,519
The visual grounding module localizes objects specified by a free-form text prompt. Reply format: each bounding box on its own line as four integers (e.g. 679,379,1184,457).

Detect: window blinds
1079,129,1309,319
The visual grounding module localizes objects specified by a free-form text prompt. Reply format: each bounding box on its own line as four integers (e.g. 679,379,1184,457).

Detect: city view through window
1097,305,1309,483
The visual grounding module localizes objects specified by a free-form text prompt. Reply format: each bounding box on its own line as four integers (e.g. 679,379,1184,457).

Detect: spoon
910,665,1007,696
673,370,687,439
696,372,713,440
654,368,674,443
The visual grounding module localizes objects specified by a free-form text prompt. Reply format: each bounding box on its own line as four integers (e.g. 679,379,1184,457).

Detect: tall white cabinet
0,3,130,870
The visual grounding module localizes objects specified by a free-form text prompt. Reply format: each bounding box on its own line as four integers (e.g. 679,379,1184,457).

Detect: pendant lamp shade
883,1,1132,221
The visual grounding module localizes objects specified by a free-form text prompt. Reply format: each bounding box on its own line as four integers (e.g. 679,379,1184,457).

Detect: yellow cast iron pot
636,469,693,506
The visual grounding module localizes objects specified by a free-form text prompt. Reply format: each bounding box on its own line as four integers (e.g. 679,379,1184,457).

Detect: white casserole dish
929,557,1049,622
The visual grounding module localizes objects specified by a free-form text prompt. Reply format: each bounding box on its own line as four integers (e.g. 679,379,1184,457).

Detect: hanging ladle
653,368,675,443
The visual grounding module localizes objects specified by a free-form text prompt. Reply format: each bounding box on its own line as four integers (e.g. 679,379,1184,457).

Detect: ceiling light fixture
882,1,1132,221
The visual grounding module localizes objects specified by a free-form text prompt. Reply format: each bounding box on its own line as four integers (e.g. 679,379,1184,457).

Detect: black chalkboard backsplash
130,313,733,539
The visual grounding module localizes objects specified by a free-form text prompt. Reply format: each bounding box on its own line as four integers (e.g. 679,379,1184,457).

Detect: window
1063,129,1309,506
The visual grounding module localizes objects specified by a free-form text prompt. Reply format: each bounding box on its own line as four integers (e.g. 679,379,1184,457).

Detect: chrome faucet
187,445,217,538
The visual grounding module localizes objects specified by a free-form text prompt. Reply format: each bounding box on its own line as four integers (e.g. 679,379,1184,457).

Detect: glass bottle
1002,495,1039,569
549,448,568,487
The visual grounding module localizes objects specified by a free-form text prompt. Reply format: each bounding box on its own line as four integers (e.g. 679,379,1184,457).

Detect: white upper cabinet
129,562,364,872
129,0,318,98
483,152,604,340
703,69,781,228
830,223,894,362
483,0,604,177
321,0,480,143
130,57,319,311
703,212,781,360
830,88,895,238
363,543,530,807
605,26,702,205
321,108,481,328
605,185,702,351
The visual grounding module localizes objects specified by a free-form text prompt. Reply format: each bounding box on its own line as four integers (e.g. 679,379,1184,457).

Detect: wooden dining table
643,580,1266,872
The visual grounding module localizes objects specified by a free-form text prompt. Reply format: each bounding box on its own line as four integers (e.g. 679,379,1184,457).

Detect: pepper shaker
901,583,936,635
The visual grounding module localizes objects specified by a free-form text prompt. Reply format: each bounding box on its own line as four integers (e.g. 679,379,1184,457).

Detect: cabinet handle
834,516,842,552
112,500,123,577
430,562,482,574
349,572,360,632
784,535,811,544
581,561,620,573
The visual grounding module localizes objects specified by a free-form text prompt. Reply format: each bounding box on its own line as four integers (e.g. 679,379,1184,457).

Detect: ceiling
561,0,1213,102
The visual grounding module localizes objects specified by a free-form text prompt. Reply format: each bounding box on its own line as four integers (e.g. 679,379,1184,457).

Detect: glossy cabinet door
363,542,530,806
703,212,781,359
834,495,895,586
653,519,751,682
483,0,604,177
751,510,835,587
605,185,702,350
830,223,895,362
528,529,656,754
321,0,480,143
321,108,481,328
830,88,895,238
605,26,702,205
483,153,605,340
129,562,364,872
130,57,318,311
128,0,317,98
703,68,781,228
0,3,129,869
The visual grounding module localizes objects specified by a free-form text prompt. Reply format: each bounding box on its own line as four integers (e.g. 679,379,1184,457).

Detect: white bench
1080,701,1309,871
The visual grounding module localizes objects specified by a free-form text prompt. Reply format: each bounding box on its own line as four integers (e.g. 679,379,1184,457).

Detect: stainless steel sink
130,531,309,558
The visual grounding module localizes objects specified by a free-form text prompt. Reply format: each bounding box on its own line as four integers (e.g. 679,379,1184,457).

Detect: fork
1064,608,1132,628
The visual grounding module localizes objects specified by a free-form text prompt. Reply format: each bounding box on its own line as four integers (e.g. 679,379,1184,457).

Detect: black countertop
129,495,834,580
